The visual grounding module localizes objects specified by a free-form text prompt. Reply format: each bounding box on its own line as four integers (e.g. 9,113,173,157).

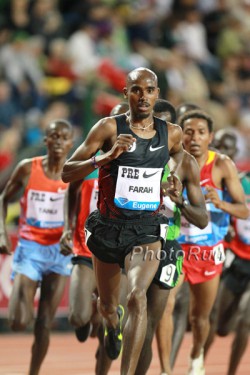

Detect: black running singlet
98,114,170,218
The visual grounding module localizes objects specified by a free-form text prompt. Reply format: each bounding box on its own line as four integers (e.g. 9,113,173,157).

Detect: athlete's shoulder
182,150,197,166
215,152,236,169
16,157,34,174
100,115,118,127
214,152,238,179
167,122,182,137
93,116,118,136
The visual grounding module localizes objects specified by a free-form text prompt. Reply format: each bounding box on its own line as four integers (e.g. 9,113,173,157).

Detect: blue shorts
11,238,73,281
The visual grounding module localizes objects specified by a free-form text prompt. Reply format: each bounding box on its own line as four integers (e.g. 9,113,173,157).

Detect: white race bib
114,166,163,211
160,264,176,287
213,243,225,265
26,189,65,228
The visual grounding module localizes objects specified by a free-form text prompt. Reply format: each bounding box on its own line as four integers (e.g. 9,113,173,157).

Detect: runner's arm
62,118,135,183
180,154,208,228
0,160,31,254
206,156,249,219
60,180,82,255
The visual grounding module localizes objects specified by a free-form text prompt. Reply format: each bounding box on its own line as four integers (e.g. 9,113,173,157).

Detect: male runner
62,67,183,374
0,119,73,375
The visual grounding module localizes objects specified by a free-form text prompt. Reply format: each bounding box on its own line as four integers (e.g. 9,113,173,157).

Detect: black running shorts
223,252,250,295
71,255,93,269
85,210,169,268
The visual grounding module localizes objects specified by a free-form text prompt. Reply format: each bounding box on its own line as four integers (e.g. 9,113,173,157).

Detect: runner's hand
60,230,73,256
162,172,183,202
204,185,222,208
109,134,136,159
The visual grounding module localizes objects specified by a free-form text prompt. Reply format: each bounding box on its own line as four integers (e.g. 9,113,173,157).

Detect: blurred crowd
0,0,250,190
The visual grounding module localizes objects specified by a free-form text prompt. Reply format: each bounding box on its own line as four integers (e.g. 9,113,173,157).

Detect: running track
0,332,249,374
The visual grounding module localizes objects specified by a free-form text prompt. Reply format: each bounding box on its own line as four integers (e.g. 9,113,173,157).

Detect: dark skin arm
168,123,183,164
62,117,184,185
161,123,185,197
162,123,184,197
206,154,249,219
62,117,136,183
60,180,82,256
0,159,32,254
165,151,208,229
179,152,208,228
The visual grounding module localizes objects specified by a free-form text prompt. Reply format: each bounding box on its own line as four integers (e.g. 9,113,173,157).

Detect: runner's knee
127,287,147,315
165,293,176,315
190,314,209,332
35,315,53,331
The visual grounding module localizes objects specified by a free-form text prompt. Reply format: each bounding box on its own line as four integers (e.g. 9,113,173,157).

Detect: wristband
91,156,99,169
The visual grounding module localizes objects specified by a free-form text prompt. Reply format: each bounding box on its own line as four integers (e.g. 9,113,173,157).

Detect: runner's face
45,123,73,159
124,74,159,120
182,117,213,157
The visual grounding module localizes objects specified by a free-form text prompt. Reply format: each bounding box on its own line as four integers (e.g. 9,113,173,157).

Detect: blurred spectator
45,38,77,81
67,19,101,78
0,79,21,129
5,0,31,35
0,32,46,111
165,49,210,102
29,0,65,50
238,50,250,106
233,0,250,38
216,13,244,60
0,0,248,193
202,0,229,55
126,1,157,45
0,127,22,172
173,5,222,82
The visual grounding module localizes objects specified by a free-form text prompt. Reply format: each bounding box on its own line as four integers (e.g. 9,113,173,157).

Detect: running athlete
134,100,208,375
157,102,202,375
177,110,249,375
0,120,73,375
204,129,250,375
62,67,183,374
60,103,129,375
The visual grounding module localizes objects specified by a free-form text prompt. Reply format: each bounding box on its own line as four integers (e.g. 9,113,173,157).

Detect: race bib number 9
160,264,176,287
114,166,163,211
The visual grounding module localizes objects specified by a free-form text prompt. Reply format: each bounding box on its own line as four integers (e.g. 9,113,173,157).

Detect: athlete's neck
126,114,154,131
195,151,209,170
44,156,66,179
